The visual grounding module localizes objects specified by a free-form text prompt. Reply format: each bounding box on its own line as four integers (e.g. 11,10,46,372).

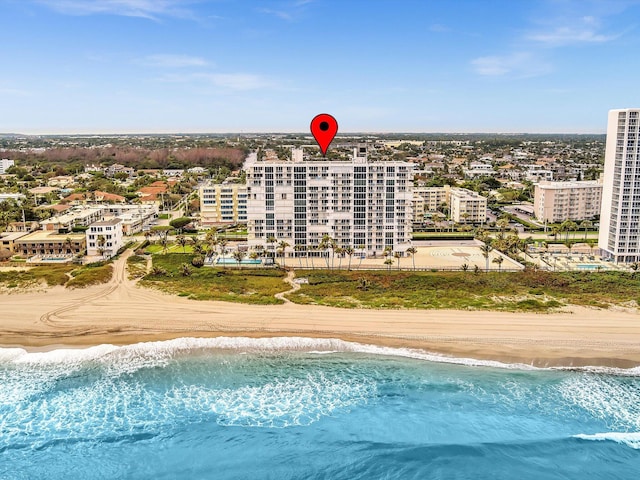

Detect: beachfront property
199,183,248,226
0,158,15,175
15,230,86,257
449,188,487,223
246,146,414,256
86,218,124,259
599,108,640,263
533,180,603,223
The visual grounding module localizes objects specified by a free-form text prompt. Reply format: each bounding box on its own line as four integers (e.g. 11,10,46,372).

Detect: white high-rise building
599,108,640,263
246,146,413,256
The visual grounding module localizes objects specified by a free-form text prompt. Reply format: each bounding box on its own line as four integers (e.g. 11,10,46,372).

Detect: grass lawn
140,253,288,304
285,269,640,312
145,243,195,254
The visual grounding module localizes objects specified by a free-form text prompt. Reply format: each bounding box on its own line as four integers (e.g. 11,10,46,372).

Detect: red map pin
310,113,338,156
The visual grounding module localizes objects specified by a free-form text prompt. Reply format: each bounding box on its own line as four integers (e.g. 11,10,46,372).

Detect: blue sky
1,0,640,134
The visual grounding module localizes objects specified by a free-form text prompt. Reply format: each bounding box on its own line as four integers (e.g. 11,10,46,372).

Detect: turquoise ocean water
1,337,639,479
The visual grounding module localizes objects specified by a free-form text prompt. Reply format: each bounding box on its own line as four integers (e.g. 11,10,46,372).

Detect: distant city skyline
2,0,640,134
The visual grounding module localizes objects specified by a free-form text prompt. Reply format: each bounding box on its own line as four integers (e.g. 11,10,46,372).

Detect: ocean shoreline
2,250,640,370
3,329,640,370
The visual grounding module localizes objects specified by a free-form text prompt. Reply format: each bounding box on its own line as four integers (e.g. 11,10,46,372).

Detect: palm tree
492,256,504,272
233,249,246,269
277,240,290,267
176,234,187,253
461,263,469,272
496,218,510,236
384,258,393,271
406,246,417,271
65,236,73,254
480,243,493,272
565,240,575,258
97,235,106,258
394,251,401,270
335,246,344,269
550,226,560,241
580,220,593,240
267,235,277,259
586,239,596,258
357,245,366,268
345,246,355,270
294,244,303,268
319,234,333,269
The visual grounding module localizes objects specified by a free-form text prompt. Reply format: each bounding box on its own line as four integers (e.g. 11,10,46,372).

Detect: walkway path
274,270,300,304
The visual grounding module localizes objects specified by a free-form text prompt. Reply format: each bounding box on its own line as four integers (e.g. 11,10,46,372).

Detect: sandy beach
1,251,639,368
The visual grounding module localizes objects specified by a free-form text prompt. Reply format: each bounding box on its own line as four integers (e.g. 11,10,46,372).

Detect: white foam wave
1,336,639,375
574,432,640,449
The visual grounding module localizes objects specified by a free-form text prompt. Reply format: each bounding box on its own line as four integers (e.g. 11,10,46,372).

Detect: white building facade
0,159,15,174
599,108,640,263
86,218,124,259
246,147,414,255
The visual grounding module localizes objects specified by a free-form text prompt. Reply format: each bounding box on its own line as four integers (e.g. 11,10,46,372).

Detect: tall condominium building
246,147,414,255
534,181,603,223
449,188,487,223
199,183,248,226
599,108,640,263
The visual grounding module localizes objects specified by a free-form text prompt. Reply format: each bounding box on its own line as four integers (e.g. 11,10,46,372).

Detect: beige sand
1,251,639,368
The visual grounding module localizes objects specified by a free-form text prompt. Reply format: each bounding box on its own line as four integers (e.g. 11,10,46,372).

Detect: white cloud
35,0,196,20
527,25,617,46
204,73,271,90
159,72,273,91
141,54,209,68
471,52,550,77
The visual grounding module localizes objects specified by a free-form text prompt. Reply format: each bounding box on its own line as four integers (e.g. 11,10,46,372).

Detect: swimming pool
576,264,601,270
215,257,263,265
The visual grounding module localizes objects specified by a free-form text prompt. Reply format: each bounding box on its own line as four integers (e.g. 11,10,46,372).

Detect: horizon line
0,130,607,137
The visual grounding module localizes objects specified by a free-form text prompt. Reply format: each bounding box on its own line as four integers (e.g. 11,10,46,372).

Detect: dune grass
127,254,148,279
285,270,640,311
0,265,74,289
140,253,288,304
66,264,114,288
0,262,114,290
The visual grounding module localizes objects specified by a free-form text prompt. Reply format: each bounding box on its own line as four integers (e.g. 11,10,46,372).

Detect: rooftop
90,218,122,227
17,231,86,242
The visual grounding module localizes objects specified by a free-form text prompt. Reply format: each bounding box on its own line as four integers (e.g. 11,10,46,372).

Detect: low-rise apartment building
86,218,124,258
40,206,106,232
15,231,86,257
199,183,248,226
449,188,487,223
534,180,602,223
412,186,450,222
